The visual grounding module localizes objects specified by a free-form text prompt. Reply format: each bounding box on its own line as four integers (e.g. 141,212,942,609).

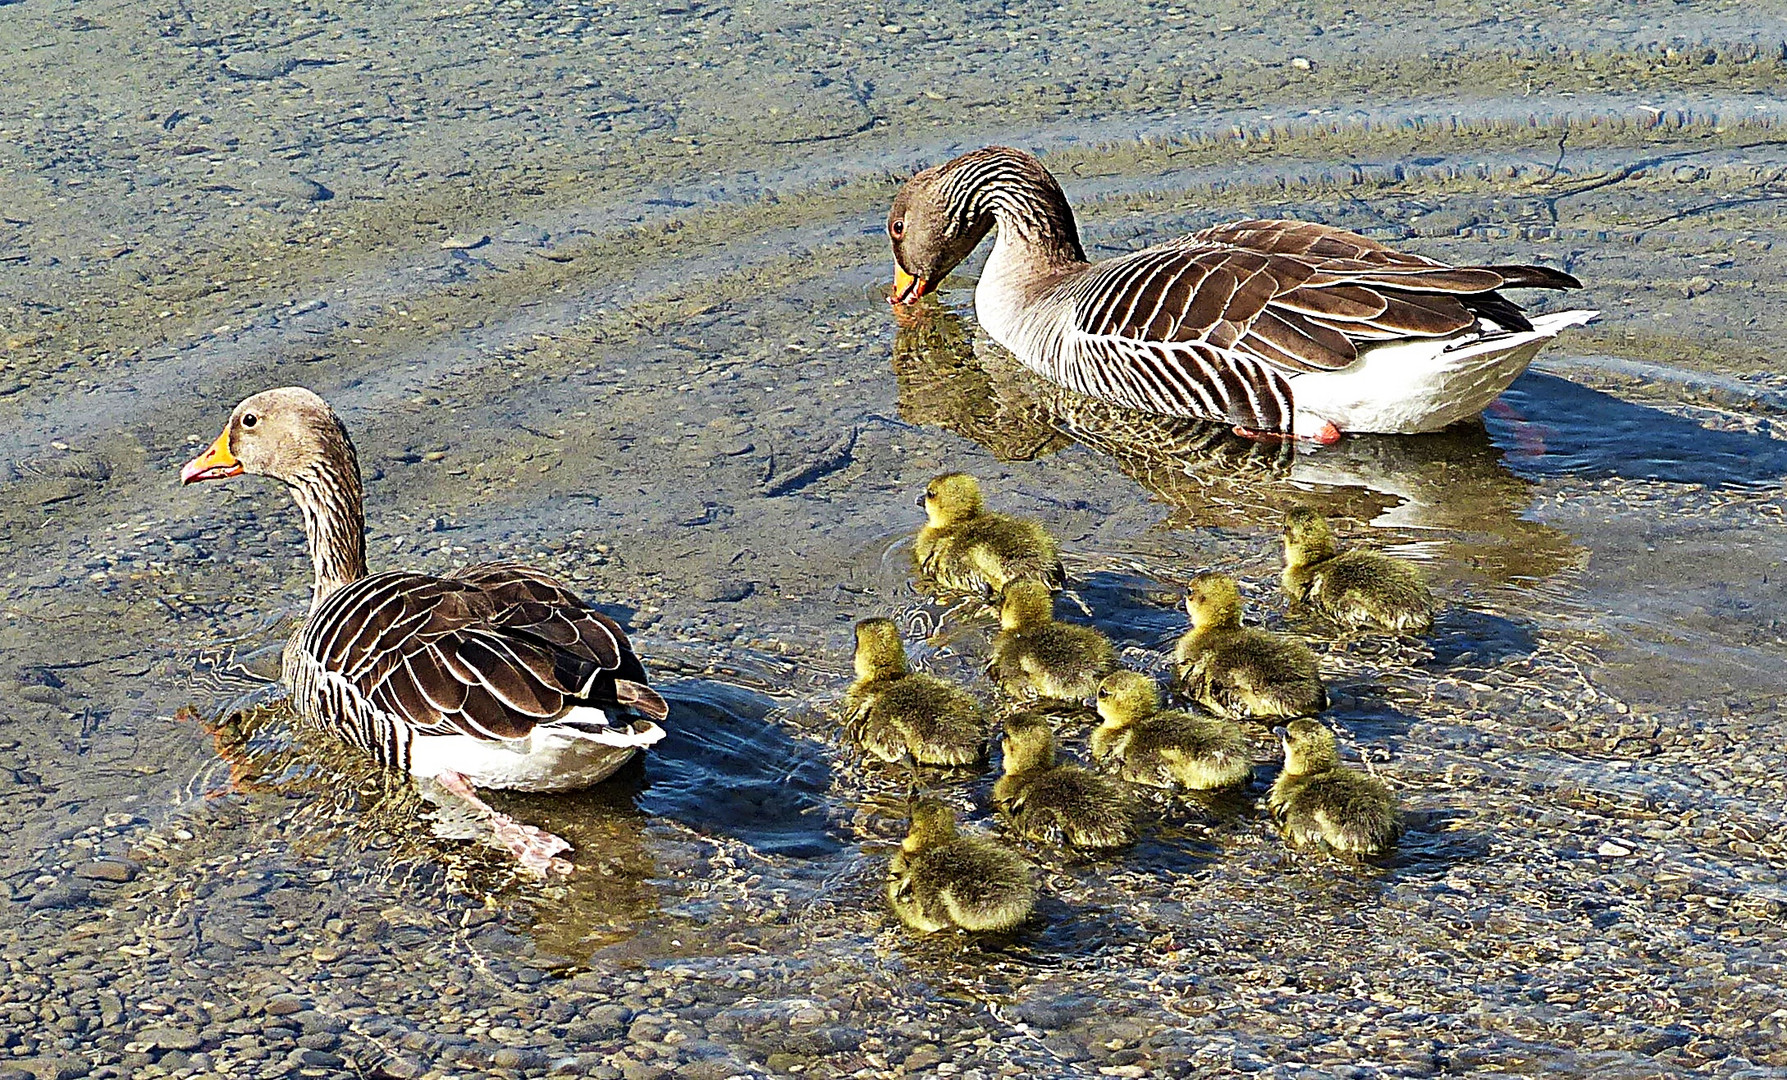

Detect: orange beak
181,429,242,484
889,264,931,306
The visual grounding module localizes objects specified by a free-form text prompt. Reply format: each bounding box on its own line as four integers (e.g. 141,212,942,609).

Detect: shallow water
5,0,1787,1077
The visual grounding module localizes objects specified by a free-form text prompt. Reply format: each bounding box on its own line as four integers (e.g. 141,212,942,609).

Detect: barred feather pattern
281,563,660,776
925,147,1583,432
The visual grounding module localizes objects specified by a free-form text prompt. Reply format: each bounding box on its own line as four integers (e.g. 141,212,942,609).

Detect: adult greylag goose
181,388,668,875
886,146,1596,439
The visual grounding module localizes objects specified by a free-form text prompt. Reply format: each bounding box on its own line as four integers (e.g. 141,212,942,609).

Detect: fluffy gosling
1091,670,1253,791
1281,506,1435,634
1268,719,1401,857
887,797,1038,933
989,580,1119,701
1174,572,1327,721
845,618,986,767
993,711,1137,850
914,473,1065,597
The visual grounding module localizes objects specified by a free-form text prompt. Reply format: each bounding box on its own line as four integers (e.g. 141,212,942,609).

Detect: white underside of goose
1281,308,1599,437
408,709,667,792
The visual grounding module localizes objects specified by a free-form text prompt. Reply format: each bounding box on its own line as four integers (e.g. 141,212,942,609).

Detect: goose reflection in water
890,302,1583,589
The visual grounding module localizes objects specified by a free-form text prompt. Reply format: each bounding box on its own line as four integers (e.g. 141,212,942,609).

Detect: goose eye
890,219,905,240
241,413,258,429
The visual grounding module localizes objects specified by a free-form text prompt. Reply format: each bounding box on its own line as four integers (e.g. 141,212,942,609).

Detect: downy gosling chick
1281,506,1435,635
914,472,1065,597
1268,719,1401,857
845,618,987,767
1174,572,1327,721
993,711,1137,849
887,797,1038,933
1091,670,1253,792
990,580,1118,701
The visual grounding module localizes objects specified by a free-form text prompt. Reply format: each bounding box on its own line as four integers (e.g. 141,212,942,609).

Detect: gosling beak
180,429,242,484
913,491,927,508
889,265,931,306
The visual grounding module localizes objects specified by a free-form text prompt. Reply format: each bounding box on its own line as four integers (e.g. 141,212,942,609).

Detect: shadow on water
1494,371,1787,487
1423,607,1540,670
890,304,1583,587
1069,567,1187,652
638,679,842,859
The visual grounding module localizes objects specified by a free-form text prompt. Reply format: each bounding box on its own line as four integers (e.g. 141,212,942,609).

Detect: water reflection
891,304,1583,587
1495,372,1787,487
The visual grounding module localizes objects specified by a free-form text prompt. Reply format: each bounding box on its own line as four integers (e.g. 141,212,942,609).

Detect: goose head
182,387,355,487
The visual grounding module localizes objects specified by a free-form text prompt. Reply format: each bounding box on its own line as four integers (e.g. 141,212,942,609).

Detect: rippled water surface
4,1,1787,1077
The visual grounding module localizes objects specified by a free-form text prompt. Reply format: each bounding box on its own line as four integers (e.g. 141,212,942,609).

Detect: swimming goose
181,388,668,875
994,711,1137,849
845,617,987,767
989,580,1119,701
1091,670,1253,791
1281,506,1435,634
914,472,1065,597
1175,572,1327,720
887,146,1595,439
888,797,1038,933
1269,719,1401,857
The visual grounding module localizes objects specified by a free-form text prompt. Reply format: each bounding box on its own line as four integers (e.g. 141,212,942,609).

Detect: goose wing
300,566,664,745
1054,219,1579,428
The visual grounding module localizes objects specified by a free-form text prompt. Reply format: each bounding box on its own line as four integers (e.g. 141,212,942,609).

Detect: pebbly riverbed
5,0,1787,1078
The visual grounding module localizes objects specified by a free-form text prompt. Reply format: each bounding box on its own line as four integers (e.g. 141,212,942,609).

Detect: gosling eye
890,219,905,240
241,413,258,429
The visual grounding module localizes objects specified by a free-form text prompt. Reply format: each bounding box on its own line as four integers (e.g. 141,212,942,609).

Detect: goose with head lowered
887,146,1595,440
181,388,669,875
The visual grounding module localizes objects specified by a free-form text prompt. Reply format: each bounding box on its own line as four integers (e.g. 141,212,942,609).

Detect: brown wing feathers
303,566,658,744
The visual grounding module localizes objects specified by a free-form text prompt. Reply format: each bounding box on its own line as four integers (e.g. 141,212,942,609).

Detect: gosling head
903,796,960,851
1278,718,1342,776
1282,505,1338,567
919,471,984,527
998,711,1058,774
181,387,358,488
852,617,911,681
1184,572,1244,632
998,580,1055,632
1094,670,1160,728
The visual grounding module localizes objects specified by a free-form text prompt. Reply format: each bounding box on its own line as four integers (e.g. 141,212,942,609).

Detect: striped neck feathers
938,148,1086,272
285,431,368,612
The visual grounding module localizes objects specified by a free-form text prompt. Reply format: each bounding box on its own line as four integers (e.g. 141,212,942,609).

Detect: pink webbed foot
1232,420,1342,445
435,770,574,877
488,814,574,877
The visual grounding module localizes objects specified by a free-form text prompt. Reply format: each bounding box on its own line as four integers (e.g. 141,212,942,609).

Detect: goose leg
434,771,573,876
1231,420,1342,445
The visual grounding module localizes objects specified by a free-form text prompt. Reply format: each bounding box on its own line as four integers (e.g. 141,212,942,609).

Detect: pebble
253,174,332,202
138,1026,203,1051
220,53,298,80
1597,840,1634,857
440,234,490,250
26,882,89,910
263,994,307,1017
72,858,138,883
1412,210,1478,237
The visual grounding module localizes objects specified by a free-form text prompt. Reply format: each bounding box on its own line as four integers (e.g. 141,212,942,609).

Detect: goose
1091,670,1253,791
989,580,1119,701
1175,572,1327,720
180,388,668,875
914,472,1065,597
1281,506,1435,634
886,145,1595,439
993,711,1137,850
845,617,987,767
888,797,1038,933
1269,719,1402,857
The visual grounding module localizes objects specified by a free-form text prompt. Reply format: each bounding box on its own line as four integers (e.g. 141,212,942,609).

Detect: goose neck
285,442,368,612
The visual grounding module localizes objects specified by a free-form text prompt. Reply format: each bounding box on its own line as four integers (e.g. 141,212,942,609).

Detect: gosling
887,797,1038,933
914,472,1064,597
1174,572,1327,721
1281,506,1435,635
990,580,1118,702
1091,671,1253,792
1268,719,1401,857
845,618,987,767
993,711,1137,850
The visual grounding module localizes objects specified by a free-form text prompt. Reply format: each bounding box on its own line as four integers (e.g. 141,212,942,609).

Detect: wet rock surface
4,0,1787,1077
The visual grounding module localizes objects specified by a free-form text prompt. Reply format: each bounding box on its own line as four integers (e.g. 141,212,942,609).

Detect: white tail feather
1292,309,1598,436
